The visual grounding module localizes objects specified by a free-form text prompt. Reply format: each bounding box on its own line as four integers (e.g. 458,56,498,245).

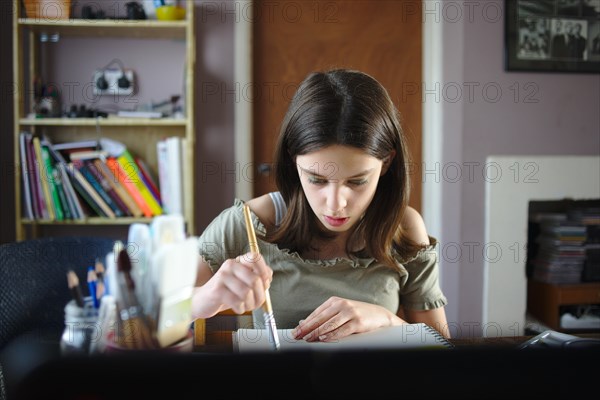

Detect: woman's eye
348,179,368,186
308,177,327,185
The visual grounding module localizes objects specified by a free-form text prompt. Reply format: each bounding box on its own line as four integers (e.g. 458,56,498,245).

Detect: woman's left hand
292,296,405,342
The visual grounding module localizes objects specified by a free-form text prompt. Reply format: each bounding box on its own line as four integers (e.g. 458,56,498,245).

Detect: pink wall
436,0,600,337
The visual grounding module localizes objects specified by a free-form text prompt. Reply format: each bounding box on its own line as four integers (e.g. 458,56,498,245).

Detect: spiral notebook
233,323,453,352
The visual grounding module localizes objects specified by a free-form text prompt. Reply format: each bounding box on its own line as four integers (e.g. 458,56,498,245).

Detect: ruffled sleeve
197,199,266,274
398,237,448,311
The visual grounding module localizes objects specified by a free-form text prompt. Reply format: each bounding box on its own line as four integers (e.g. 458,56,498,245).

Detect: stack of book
532,214,587,284
18,132,170,221
569,207,600,282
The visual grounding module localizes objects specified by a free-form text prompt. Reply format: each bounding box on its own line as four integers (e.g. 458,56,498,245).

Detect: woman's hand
292,296,406,342
194,252,272,317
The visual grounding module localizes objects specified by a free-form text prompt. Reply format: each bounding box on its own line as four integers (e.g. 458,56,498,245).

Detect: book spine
52,168,72,220
85,160,131,216
68,163,116,218
57,162,86,220
68,168,108,218
106,157,153,218
135,156,161,204
19,132,34,220
156,140,171,214
94,159,143,218
29,137,48,219
117,151,163,216
166,137,183,215
33,138,56,220
74,160,124,217
25,134,42,219
41,146,65,221
42,134,68,164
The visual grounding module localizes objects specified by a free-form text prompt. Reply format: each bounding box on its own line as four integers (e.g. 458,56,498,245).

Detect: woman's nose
325,184,347,214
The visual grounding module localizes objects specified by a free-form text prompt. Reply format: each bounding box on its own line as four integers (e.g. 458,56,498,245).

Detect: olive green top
198,199,448,329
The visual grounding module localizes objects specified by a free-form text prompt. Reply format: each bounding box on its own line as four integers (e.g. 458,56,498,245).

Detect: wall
430,1,600,338
484,156,600,337
193,1,236,231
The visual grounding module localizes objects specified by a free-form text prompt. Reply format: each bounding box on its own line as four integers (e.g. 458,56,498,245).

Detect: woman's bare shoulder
401,206,430,246
245,194,276,231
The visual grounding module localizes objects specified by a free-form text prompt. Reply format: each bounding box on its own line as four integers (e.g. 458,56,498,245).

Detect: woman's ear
380,151,396,175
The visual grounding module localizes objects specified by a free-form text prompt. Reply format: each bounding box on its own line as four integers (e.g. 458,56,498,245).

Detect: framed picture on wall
505,0,600,73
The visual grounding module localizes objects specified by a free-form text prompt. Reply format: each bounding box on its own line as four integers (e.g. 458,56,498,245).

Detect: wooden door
253,0,423,211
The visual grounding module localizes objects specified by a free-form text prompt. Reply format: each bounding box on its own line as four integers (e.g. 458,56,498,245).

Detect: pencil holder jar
104,329,194,353
60,296,99,356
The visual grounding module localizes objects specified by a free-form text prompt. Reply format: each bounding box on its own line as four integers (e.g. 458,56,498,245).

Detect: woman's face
295,145,389,234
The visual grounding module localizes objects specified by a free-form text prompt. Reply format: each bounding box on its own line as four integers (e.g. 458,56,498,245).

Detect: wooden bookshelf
13,5,196,240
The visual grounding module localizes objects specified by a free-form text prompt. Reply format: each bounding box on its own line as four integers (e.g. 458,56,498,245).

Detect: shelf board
18,18,188,39
19,117,188,126
22,217,154,225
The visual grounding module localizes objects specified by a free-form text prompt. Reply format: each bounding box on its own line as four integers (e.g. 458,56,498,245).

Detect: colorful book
67,162,116,218
68,170,108,218
93,158,143,218
56,162,86,220
106,157,153,218
84,159,130,216
42,134,86,220
136,156,161,205
116,150,163,216
26,135,46,219
41,145,65,221
73,160,124,217
33,137,55,220
52,167,72,220
19,132,34,220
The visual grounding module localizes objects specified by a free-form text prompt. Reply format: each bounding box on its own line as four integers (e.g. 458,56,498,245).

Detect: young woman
192,69,450,340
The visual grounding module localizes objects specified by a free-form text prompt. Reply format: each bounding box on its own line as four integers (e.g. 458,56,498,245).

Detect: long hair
268,69,423,269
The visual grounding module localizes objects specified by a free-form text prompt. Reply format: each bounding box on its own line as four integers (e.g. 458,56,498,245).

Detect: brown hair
268,69,423,269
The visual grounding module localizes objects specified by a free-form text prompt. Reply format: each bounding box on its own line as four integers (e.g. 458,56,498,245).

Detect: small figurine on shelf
34,82,61,118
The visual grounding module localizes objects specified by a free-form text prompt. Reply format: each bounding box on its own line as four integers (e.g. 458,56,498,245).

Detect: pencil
87,267,99,309
95,258,105,299
243,204,280,351
66,270,85,308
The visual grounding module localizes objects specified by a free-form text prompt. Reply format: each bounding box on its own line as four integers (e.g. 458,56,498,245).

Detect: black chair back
0,236,116,351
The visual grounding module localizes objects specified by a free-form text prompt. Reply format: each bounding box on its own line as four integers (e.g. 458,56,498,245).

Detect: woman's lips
324,216,349,227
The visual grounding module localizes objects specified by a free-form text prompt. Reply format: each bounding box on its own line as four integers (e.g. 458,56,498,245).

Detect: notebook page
233,323,452,352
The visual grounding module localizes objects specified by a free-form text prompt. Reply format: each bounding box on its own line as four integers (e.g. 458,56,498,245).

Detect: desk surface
196,329,600,352
4,329,600,400
10,336,600,400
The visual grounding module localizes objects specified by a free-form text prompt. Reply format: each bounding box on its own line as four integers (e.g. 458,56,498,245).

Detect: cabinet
527,280,600,331
12,2,196,240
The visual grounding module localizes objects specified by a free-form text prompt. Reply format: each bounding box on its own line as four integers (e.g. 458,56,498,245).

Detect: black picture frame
505,0,600,73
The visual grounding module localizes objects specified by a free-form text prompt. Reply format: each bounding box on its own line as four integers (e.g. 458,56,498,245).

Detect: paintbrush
94,258,105,300
66,269,85,308
116,248,157,349
87,267,99,309
243,204,280,351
